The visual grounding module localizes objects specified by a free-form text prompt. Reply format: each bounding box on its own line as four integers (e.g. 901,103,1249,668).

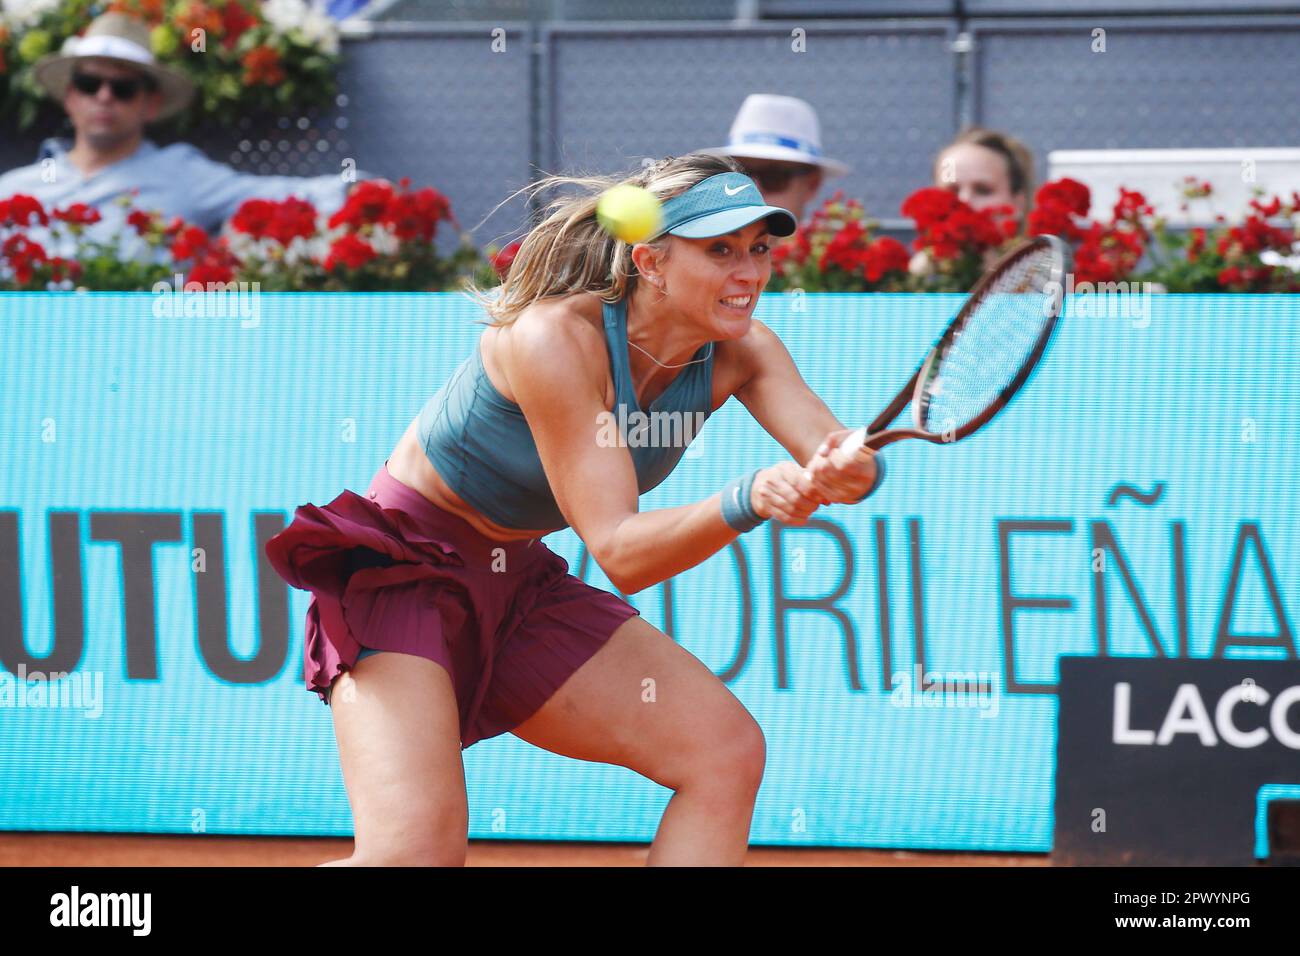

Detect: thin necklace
627,338,714,369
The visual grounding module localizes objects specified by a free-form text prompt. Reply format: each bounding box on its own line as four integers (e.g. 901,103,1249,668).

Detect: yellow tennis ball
596,184,663,244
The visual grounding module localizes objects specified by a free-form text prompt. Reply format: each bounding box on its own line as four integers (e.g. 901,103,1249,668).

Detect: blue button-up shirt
0,136,362,262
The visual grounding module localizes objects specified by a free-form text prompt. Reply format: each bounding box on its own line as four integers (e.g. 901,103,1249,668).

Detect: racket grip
841,426,868,457
832,427,886,501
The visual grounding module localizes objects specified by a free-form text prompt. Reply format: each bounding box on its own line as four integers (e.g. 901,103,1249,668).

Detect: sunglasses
71,70,153,101
742,163,818,194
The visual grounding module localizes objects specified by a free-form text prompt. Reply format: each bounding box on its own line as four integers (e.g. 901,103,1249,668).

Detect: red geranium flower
862,236,910,282
1216,211,1294,259
232,197,319,245
1027,180,1092,243
773,228,812,274
220,0,257,50
900,188,962,231
0,194,50,228
770,238,797,272
126,209,156,235
52,203,102,226
49,256,82,283
2,233,50,285
1028,202,1080,241
171,224,211,261
242,46,286,86
491,240,521,280
324,233,378,271
1073,223,1145,285
381,187,451,242
267,197,319,245
1037,178,1091,217
1113,188,1154,227
2,234,44,257
189,247,240,286
230,198,275,240
329,180,396,231
1249,195,1282,218
819,218,870,273
901,188,1008,261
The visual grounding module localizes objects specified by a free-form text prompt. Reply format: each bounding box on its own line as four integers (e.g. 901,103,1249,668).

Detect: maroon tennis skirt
264,459,641,749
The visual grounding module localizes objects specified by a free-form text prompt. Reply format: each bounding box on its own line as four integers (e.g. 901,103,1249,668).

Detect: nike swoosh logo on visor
723,183,753,196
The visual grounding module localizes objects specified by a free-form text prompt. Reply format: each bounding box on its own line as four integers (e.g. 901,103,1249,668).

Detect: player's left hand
796,429,882,504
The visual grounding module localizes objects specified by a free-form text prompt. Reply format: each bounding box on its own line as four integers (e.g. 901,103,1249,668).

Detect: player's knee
724,715,767,794
679,711,766,797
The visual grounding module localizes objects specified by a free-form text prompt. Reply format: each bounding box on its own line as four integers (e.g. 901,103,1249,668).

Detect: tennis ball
596,185,663,244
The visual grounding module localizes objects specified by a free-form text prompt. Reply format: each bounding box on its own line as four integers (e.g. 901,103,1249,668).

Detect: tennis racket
837,234,1071,488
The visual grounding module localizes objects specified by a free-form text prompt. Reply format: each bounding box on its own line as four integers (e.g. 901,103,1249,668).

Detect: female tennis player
265,152,883,867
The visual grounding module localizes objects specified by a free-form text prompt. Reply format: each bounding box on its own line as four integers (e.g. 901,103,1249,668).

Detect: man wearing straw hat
696,93,851,223
0,12,362,257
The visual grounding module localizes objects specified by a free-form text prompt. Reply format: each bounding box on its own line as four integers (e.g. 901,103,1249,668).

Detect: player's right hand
752,461,827,525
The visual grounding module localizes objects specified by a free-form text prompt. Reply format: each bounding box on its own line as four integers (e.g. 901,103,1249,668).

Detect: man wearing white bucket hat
696,93,850,222
0,13,364,259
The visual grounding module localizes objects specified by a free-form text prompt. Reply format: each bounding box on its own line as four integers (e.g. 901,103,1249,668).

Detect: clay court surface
0,833,1047,867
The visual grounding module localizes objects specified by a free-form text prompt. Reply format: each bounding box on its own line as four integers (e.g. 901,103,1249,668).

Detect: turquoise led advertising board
1,292,1296,851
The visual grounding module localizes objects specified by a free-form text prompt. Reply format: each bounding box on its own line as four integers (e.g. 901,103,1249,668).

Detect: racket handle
837,427,886,501
841,426,868,457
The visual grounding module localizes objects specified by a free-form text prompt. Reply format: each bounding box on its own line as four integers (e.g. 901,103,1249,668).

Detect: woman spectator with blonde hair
910,126,1037,276
933,126,1036,233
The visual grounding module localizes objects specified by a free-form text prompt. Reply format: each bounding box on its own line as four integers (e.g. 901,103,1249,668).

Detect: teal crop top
416,296,715,531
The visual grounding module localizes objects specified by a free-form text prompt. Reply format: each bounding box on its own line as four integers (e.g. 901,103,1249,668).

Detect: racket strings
920,248,1059,433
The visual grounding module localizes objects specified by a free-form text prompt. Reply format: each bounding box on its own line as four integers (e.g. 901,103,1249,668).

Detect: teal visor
652,172,798,240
